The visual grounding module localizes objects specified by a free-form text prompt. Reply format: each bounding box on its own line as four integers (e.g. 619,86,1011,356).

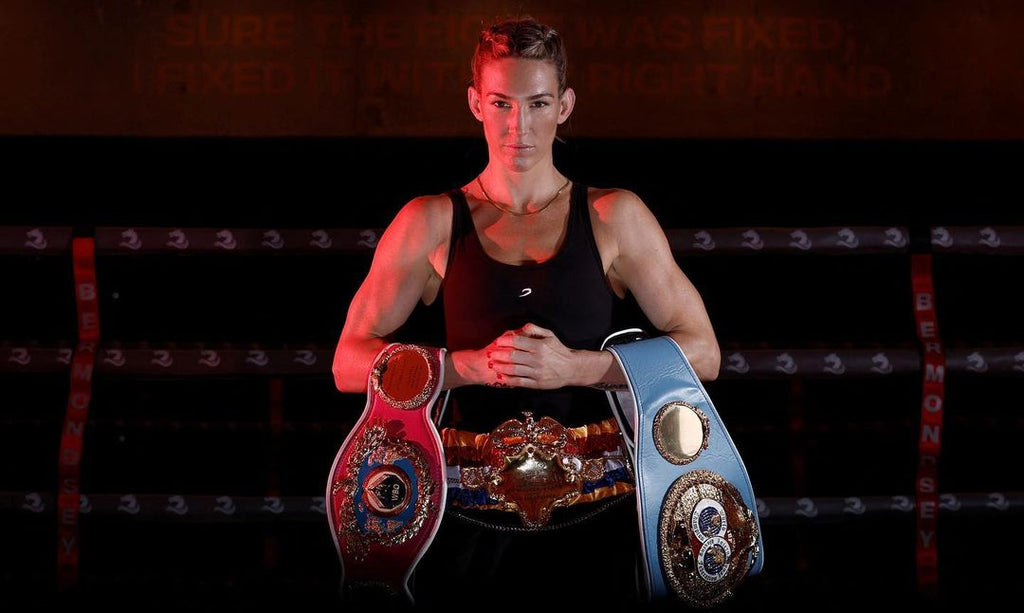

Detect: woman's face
468,57,575,173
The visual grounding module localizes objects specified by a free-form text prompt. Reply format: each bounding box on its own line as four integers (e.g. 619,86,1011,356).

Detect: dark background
2,136,1022,610
5,136,1022,229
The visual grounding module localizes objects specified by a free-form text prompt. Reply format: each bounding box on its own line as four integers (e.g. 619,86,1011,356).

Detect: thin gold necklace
476,176,571,217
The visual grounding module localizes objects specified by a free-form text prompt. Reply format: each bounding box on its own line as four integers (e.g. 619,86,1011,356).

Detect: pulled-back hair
472,17,568,94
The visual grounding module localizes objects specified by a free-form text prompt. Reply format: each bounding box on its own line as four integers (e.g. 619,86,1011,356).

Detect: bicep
341,202,441,342
610,201,714,338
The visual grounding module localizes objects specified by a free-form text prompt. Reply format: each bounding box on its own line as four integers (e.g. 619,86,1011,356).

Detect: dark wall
6,136,1022,228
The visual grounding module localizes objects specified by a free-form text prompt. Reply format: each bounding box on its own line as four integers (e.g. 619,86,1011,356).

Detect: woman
333,17,720,607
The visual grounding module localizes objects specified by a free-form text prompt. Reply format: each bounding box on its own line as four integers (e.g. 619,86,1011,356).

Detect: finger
495,372,537,389
491,361,536,378
492,333,540,353
510,334,541,352
488,347,529,364
491,330,521,349
519,323,553,338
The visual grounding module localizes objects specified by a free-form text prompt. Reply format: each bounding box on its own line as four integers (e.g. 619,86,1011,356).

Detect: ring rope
3,225,1024,255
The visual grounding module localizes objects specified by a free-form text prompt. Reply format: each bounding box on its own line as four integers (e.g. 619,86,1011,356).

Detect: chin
502,152,536,172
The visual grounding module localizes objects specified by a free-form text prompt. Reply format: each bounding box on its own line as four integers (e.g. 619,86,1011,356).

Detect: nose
509,104,528,135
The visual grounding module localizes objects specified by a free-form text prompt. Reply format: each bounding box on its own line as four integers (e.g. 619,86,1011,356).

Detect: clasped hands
466,323,593,390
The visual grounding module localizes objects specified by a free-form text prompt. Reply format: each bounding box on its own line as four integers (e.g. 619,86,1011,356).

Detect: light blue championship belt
604,332,764,607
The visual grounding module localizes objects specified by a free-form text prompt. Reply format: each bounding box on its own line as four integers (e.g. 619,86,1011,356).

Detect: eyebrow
486,92,555,100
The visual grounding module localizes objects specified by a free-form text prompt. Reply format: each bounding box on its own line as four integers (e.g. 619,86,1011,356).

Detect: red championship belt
326,344,447,603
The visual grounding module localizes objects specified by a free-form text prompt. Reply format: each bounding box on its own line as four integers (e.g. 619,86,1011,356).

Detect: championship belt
604,333,764,607
451,412,624,528
326,344,447,602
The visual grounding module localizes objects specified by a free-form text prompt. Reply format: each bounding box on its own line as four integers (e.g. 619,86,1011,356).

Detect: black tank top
439,181,620,431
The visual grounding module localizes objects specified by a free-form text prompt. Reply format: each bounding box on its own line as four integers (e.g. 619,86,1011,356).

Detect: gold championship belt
443,413,634,528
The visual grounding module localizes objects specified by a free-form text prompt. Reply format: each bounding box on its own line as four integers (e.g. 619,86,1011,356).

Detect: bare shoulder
382,192,453,250
587,186,662,239
392,192,453,230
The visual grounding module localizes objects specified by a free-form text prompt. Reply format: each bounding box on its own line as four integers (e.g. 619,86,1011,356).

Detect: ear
468,85,484,122
557,87,576,125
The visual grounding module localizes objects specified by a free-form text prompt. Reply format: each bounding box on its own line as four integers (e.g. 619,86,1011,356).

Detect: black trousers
410,495,642,609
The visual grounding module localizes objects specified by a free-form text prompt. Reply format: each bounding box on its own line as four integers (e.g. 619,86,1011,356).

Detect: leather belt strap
606,335,764,606
326,344,447,603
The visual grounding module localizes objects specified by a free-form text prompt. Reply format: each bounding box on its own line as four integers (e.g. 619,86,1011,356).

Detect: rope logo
246,350,270,366
215,230,237,250
167,229,190,249
104,349,126,366
966,352,988,373
57,348,73,365
931,227,953,248
263,497,284,514
79,495,92,514
741,229,764,250
1014,351,1024,373
725,353,749,374
823,353,846,375
890,496,914,512
884,227,908,248
199,350,221,368
166,495,189,515
693,230,715,251
310,497,326,514
119,229,142,250
118,495,141,515
843,497,866,515
987,493,1009,511
978,227,1001,248
22,493,44,513
8,348,30,366
788,230,812,250
214,496,236,515
310,229,333,249
262,230,285,249
870,353,893,374
795,498,818,518
24,228,47,250
294,350,317,365
775,353,797,375
357,229,379,249
939,494,961,511
151,351,173,368
836,228,859,249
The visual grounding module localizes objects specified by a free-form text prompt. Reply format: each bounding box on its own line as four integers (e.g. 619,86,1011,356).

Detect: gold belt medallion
659,470,760,607
462,412,605,528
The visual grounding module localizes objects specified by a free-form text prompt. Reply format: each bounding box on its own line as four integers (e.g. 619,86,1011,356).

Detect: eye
531,101,549,108
491,100,512,109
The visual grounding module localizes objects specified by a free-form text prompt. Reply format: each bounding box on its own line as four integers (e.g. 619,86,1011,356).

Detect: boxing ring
1,223,1021,607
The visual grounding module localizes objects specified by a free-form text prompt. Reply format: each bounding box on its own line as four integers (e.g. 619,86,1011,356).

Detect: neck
479,164,565,212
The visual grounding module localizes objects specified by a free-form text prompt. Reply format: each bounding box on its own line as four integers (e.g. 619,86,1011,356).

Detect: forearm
665,329,721,381
573,349,628,390
573,330,721,389
442,348,489,390
332,335,388,394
